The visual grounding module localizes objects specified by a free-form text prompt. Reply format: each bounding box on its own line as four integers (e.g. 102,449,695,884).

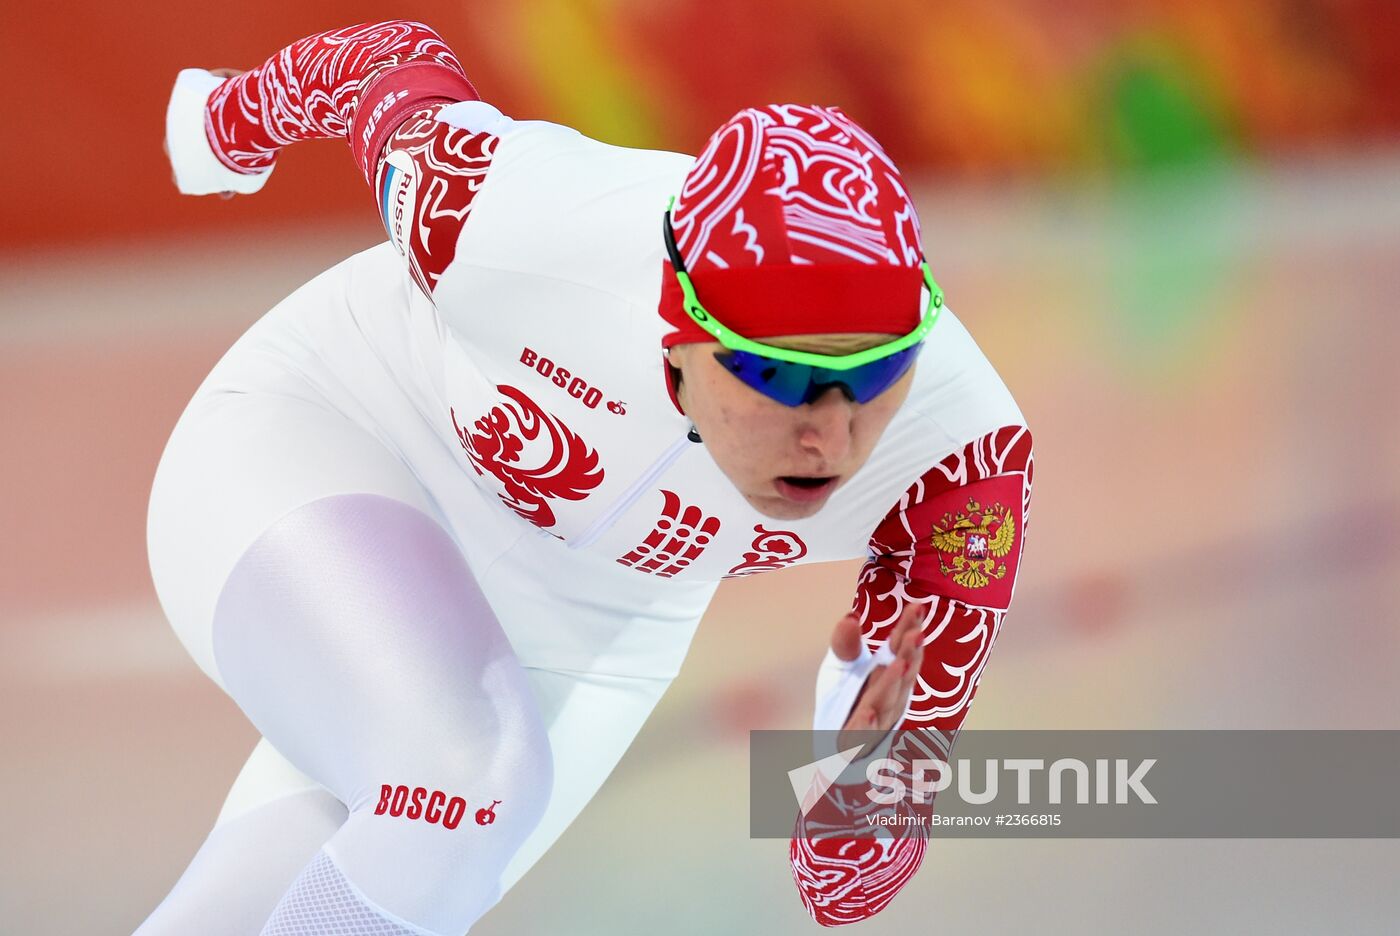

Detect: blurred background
2,1,1398,932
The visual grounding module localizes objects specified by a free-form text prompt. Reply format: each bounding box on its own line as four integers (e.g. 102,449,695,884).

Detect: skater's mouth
774,475,839,503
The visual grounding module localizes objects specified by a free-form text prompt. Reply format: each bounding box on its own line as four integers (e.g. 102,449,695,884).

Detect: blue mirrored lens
714,350,814,405
714,344,922,407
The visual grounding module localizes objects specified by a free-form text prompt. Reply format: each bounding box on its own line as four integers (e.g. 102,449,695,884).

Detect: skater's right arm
165,21,506,297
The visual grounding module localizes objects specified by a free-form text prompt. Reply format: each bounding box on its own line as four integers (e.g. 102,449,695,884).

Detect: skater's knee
364,702,554,843
329,724,554,933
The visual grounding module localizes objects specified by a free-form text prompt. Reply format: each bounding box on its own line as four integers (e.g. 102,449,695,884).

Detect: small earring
687,426,702,444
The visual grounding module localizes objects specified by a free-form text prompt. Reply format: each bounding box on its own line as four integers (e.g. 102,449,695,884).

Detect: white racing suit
142,20,1034,935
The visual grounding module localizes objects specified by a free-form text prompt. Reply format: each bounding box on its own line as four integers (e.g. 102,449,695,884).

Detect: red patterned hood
660,104,926,348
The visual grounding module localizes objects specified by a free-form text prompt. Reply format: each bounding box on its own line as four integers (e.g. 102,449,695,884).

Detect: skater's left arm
789,424,1035,926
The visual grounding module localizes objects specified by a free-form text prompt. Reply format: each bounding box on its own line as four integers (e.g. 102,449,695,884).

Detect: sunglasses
662,199,943,407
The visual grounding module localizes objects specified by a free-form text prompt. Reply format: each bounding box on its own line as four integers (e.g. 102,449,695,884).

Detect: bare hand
166,68,245,199
831,604,924,752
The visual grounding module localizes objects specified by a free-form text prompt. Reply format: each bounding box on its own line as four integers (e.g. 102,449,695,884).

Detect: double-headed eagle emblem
930,498,1016,589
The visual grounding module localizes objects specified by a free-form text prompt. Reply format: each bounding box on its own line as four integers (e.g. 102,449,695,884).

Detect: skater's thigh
148,386,437,692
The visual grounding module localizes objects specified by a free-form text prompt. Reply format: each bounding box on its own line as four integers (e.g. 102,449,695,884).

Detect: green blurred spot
1084,38,1248,382
1103,43,1231,170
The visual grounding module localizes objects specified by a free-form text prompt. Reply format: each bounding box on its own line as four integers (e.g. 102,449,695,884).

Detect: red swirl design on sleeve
204,21,470,180
199,22,492,298
376,106,496,295
789,424,1034,926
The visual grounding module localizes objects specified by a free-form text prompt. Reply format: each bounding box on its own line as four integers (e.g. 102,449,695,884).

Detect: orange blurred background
8,0,1400,248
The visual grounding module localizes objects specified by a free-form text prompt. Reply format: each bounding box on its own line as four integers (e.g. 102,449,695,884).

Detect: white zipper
568,432,694,550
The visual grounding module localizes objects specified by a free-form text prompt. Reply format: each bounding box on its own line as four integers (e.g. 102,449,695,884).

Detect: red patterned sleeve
197,21,498,296
205,21,472,181
789,424,1035,926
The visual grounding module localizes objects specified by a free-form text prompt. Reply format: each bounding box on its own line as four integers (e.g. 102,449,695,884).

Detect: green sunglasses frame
664,197,944,370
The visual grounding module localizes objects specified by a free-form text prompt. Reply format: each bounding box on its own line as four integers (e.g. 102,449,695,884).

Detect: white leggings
137,249,716,934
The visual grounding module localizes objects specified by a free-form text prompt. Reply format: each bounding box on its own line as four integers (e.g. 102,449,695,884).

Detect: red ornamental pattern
205,21,465,180
790,424,1034,926
616,490,721,577
725,525,809,577
790,816,926,924
853,425,1032,728
670,103,923,272
377,106,496,295
789,727,952,923
451,387,604,530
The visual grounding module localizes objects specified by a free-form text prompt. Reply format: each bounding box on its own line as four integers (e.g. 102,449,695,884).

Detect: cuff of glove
812,640,897,732
165,68,273,196
436,100,514,135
